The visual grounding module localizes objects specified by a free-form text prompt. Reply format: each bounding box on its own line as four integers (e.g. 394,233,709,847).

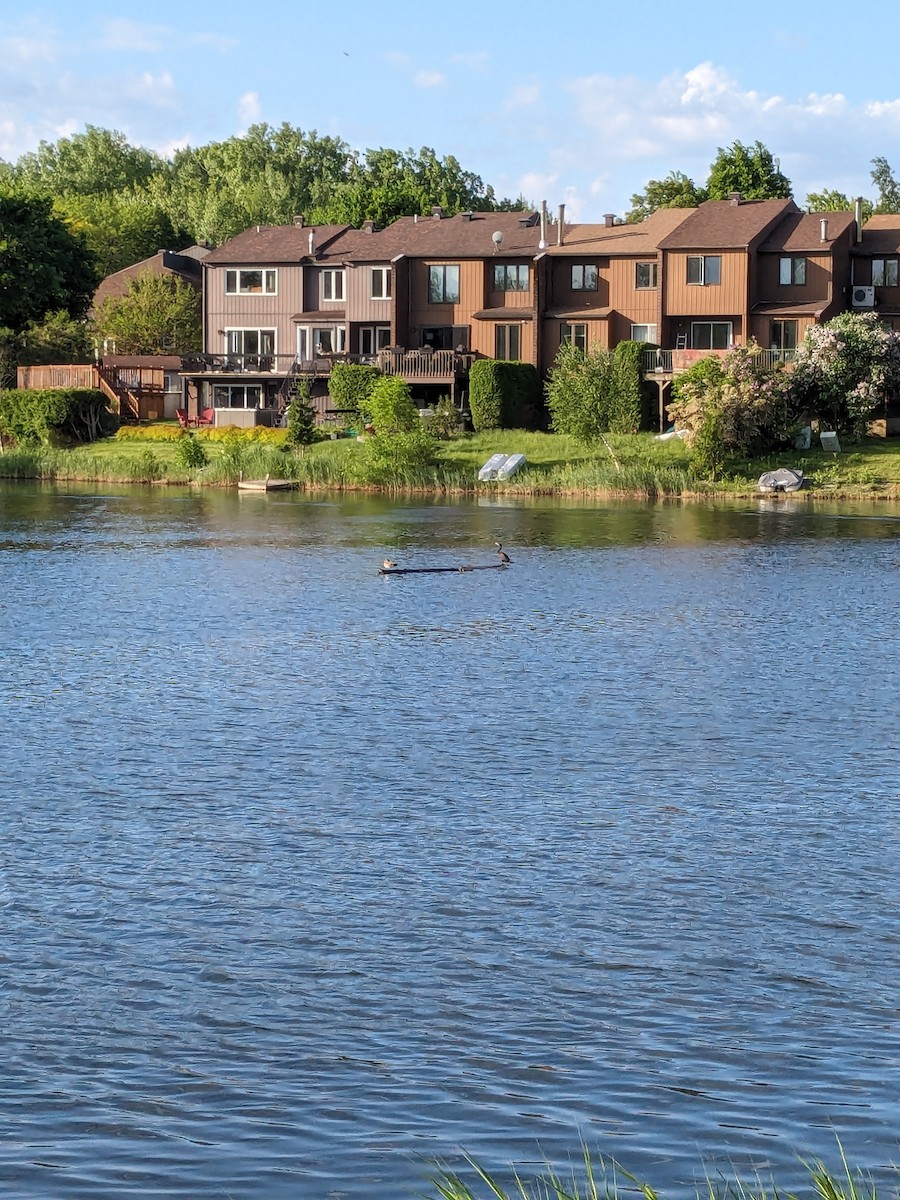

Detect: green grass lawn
2,422,900,498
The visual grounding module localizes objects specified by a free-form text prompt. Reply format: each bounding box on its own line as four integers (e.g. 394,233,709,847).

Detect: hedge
468,360,541,430
0,387,115,445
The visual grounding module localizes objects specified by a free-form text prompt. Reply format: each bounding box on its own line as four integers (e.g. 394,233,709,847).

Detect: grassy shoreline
1,427,900,501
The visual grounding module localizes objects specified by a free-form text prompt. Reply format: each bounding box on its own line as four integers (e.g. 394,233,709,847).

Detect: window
493,264,530,292
212,384,262,408
872,258,899,286
371,267,392,299
495,324,522,360
421,326,453,350
779,256,807,285
630,324,658,343
771,320,798,352
571,264,598,291
297,326,346,359
561,323,587,352
225,269,277,295
635,262,658,289
428,265,460,303
691,321,732,350
359,326,391,355
686,255,721,285
226,329,276,367
321,269,345,302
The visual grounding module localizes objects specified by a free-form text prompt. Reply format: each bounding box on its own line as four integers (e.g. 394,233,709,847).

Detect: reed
428,1145,882,1200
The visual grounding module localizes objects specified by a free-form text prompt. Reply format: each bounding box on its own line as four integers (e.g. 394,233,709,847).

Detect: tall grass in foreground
428,1145,882,1200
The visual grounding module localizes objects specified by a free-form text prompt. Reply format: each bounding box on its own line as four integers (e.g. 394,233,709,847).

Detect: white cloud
414,70,446,89
101,19,168,52
124,72,178,108
450,51,489,70
502,83,541,113
0,35,57,64
238,91,262,129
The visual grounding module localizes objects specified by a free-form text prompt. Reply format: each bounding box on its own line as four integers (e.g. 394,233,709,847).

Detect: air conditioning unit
851,285,875,308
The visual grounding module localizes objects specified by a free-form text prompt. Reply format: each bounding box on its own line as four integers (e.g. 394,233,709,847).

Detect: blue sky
3,0,900,220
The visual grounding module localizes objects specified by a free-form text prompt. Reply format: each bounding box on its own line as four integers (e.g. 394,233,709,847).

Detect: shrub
328,362,380,420
115,423,183,442
355,427,438,485
173,433,208,468
610,340,644,433
129,449,163,481
285,379,318,450
545,342,614,441
469,360,540,431
0,387,113,445
427,395,462,440
367,376,419,434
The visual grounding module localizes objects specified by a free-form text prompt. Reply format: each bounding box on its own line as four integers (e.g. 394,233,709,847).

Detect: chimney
293,214,305,227
308,230,316,255
603,213,616,228
431,205,444,220
855,197,864,243
557,203,565,245
820,217,829,242
539,200,548,249
460,211,473,221
729,192,742,206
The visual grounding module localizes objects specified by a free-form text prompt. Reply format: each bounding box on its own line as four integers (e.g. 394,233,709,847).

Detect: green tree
790,310,900,437
544,341,615,442
0,188,97,332
13,126,163,195
706,140,792,201
19,310,93,365
285,379,318,451
806,188,873,222
91,272,201,354
870,157,900,214
610,341,644,433
55,191,190,277
366,375,419,434
626,171,707,223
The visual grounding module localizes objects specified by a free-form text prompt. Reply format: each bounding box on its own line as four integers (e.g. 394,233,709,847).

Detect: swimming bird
495,541,511,564
383,558,398,570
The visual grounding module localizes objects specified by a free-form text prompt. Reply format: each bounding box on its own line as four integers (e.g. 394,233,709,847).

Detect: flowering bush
667,344,798,476
791,310,900,437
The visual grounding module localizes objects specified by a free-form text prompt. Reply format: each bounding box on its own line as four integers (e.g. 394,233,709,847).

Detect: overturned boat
757,467,804,493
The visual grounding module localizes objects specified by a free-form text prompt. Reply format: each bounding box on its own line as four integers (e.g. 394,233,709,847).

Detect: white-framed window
872,258,899,287
771,320,798,352
571,264,598,291
686,255,721,285
225,269,277,295
428,264,460,303
635,262,658,289
212,383,262,408
321,269,345,302
370,267,392,299
630,324,658,343
493,264,529,292
495,324,522,359
360,326,391,355
561,323,587,352
779,256,806,285
297,326,346,359
691,321,732,349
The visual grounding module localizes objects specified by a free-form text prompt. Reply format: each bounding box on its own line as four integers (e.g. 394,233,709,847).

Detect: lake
1,483,898,1199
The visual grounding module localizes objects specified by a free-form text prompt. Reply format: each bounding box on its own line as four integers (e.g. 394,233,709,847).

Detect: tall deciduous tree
626,171,707,223
706,140,792,201
0,188,97,332
55,191,191,278
91,272,201,354
13,125,163,195
805,188,873,221
870,157,900,213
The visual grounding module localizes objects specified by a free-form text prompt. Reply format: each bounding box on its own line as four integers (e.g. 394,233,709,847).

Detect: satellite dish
491,230,504,246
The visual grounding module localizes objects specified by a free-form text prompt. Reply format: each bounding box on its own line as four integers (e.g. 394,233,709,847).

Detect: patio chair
175,408,191,428
196,407,214,427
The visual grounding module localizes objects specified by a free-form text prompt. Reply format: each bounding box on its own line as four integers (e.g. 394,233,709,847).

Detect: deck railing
641,347,798,374
376,348,471,378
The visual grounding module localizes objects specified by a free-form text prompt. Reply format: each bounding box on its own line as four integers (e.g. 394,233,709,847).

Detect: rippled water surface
1,484,899,1198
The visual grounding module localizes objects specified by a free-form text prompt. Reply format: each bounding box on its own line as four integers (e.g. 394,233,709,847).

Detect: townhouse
179,196,896,427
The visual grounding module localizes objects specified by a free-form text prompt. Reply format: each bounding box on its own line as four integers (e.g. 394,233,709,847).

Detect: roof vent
293,214,305,227
461,212,473,222
557,203,565,245
820,217,829,242
603,213,616,228
431,206,444,220
729,191,742,206
362,219,378,233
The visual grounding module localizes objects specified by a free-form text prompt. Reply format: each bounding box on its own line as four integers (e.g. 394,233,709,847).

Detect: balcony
376,348,473,381
641,347,798,375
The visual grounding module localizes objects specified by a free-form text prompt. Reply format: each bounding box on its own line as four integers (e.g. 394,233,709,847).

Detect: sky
3,0,900,221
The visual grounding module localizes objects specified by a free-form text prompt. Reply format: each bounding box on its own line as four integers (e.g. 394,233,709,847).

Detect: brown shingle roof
329,211,548,262
93,246,209,308
202,224,351,264
759,211,855,252
856,214,900,255
544,208,694,257
659,198,798,250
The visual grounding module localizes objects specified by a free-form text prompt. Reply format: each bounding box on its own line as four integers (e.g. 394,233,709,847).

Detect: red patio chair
196,407,214,427
175,408,191,428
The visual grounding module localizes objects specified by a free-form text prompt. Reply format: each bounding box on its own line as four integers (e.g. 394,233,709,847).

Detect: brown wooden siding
407,259,484,341
345,263,394,325
205,264,302,361
664,250,747,316
756,252,835,304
